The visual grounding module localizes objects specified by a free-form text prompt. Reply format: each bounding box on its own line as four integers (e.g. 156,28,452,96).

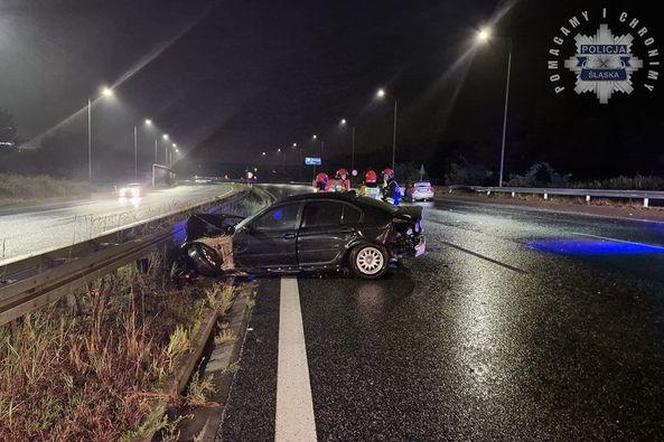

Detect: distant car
406,182,435,202
118,182,145,198
172,192,426,280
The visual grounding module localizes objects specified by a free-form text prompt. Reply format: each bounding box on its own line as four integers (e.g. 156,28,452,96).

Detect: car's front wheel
349,244,388,279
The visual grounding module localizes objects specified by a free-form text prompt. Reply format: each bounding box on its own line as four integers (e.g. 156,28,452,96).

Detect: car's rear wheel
349,244,388,279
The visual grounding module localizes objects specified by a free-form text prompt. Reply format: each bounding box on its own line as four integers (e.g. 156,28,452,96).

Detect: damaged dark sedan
173,192,425,280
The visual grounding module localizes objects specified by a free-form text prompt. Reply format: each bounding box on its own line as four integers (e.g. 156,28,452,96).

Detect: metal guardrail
0,186,274,326
451,185,664,208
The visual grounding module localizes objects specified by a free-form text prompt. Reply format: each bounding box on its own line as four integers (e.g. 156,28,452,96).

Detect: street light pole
133,125,138,180
499,41,513,187
376,89,398,171
391,99,398,171
86,87,114,183
154,138,158,164
87,99,92,183
476,29,512,187
351,126,356,172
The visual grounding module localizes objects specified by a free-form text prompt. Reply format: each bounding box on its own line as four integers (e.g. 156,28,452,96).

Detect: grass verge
0,253,235,441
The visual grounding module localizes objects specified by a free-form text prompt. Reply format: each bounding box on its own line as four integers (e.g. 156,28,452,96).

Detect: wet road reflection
224,197,664,440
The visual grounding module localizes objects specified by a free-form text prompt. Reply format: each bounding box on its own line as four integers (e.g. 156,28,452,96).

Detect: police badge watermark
548,9,659,103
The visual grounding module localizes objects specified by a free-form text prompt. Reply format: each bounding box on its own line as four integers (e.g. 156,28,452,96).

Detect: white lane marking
275,277,317,442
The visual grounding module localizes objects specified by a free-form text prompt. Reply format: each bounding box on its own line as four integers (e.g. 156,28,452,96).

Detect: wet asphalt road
221,198,664,440
0,183,234,265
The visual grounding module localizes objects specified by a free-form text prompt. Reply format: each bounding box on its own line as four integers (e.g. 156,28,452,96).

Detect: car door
233,202,302,270
297,201,362,266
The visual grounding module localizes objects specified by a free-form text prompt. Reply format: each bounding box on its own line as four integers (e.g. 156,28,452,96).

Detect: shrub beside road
0,253,237,440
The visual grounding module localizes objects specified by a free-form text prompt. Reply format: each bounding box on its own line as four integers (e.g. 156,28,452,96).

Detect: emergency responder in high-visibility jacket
325,168,352,192
313,172,329,192
381,167,401,205
359,169,381,200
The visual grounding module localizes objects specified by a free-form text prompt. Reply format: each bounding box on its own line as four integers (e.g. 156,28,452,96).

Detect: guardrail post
586,195,591,203
1,239,5,259
644,198,649,208
486,190,491,196
511,191,515,198
544,193,548,200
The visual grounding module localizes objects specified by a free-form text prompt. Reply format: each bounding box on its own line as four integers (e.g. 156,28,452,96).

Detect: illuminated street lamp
144,118,153,126
477,27,491,42
87,86,115,183
375,87,398,171
162,134,170,141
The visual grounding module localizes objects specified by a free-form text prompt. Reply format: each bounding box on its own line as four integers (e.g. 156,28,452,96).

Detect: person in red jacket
381,167,401,205
336,168,351,191
313,172,329,192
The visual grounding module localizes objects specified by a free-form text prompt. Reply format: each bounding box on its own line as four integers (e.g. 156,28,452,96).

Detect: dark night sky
1,0,662,180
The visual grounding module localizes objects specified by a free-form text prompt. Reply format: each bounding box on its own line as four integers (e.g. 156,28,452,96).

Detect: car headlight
119,188,128,197
131,187,141,197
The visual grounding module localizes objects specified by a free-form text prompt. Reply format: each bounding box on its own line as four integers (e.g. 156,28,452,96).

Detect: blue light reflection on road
528,239,664,256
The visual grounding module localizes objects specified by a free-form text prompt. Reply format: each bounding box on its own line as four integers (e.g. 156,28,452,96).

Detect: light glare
477,28,491,42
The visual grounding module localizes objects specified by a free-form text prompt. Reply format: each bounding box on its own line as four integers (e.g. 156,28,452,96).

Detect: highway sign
305,157,322,166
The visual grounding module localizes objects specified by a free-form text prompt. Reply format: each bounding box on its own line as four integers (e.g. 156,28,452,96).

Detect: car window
302,202,343,227
251,203,300,230
342,205,362,224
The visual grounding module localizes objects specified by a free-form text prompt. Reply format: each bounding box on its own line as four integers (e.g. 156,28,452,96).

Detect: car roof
277,192,359,203
276,191,397,213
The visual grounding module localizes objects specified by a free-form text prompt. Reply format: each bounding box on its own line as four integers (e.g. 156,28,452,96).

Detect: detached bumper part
414,236,426,257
